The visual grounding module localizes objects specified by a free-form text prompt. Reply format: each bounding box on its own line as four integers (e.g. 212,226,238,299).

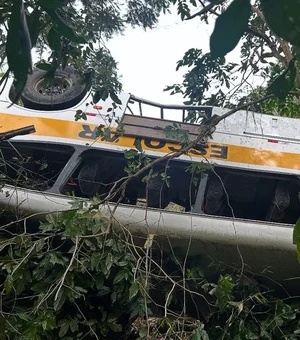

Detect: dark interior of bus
0,142,74,191
1,142,299,224
203,168,300,224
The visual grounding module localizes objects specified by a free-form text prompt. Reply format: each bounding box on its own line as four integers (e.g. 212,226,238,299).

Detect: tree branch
54,236,79,301
0,125,36,141
251,5,291,66
250,5,300,89
246,27,285,64
105,93,275,204
260,52,275,59
214,94,274,123
185,0,224,20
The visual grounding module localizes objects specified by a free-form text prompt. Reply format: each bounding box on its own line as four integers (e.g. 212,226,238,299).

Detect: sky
107,10,216,105
30,6,258,114
106,9,248,119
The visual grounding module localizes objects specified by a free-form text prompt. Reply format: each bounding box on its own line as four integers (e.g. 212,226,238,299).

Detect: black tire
147,176,169,209
78,161,102,197
21,67,88,110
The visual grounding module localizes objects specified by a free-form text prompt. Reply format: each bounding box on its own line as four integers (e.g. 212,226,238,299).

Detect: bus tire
21,67,88,110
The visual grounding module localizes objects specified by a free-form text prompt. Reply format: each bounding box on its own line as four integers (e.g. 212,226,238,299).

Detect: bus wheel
21,67,88,110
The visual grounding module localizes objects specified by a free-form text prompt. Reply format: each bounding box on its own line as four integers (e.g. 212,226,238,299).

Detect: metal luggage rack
126,94,213,123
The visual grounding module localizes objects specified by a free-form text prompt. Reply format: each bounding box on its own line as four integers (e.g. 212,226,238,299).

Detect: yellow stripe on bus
0,113,300,171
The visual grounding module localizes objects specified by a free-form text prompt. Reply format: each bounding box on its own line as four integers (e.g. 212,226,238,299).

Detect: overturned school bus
0,68,299,287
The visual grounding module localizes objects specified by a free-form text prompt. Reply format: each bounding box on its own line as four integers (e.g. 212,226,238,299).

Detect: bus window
202,168,300,224
0,142,74,191
61,149,202,211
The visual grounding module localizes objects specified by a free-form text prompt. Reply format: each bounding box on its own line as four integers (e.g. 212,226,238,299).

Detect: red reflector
86,112,97,117
267,139,278,143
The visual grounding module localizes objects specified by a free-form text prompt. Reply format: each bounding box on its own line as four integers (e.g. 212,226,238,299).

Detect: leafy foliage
210,0,251,59
166,0,300,116
1,208,300,339
6,0,32,99
0,209,147,339
267,59,296,100
165,48,238,105
261,0,300,47
163,122,190,144
0,0,172,100
1,0,300,338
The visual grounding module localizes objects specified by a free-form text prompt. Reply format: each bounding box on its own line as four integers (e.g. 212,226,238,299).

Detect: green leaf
92,222,101,234
190,324,209,340
210,0,251,58
6,0,32,97
35,238,45,252
69,318,79,333
33,266,46,280
129,281,140,300
98,286,111,297
93,88,109,103
124,149,138,160
110,91,122,105
0,317,6,335
108,322,122,332
267,60,296,101
261,0,300,46
93,90,101,104
75,109,87,121
113,270,126,284
18,313,30,321
293,218,300,263
47,27,61,51
54,289,66,311
105,253,114,272
111,291,117,304
58,320,69,337
42,8,86,44
134,138,143,152
96,274,104,289
16,278,26,294
139,326,148,338
49,252,67,266
26,9,41,47
36,63,52,72
215,275,235,309
31,281,49,292
38,0,64,9
4,275,13,294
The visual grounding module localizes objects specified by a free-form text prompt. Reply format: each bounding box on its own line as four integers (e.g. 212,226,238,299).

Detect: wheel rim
34,76,73,96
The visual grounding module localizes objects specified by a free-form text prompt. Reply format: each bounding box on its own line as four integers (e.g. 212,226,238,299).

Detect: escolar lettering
210,145,228,159
79,125,119,142
144,138,166,149
78,126,228,160
78,125,97,139
190,144,208,156
100,128,119,142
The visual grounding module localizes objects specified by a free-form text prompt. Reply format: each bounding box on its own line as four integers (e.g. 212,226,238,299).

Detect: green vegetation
1,208,300,339
166,0,300,117
0,0,300,338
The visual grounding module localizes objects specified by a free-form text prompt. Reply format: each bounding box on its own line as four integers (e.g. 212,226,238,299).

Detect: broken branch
0,125,36,141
